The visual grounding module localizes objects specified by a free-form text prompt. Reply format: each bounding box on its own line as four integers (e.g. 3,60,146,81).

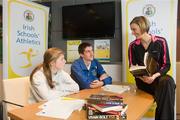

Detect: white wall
64,64,122,82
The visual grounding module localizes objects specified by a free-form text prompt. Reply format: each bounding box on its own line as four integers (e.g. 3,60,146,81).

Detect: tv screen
62,2,115,39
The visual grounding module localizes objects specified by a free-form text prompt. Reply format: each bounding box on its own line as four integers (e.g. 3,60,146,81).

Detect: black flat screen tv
62,2,115,39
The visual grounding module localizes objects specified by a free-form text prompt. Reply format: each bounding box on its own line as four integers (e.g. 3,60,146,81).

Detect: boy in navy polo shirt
71,42,112,90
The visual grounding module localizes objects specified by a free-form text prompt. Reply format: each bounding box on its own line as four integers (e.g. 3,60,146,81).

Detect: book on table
87,94,123,105
129,52,159,77
87,105,127,120
88,94,123,101
86,94,128,120
89,103,128,112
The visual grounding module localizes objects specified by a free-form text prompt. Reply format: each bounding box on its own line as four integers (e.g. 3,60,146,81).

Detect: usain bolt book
129,52,159,77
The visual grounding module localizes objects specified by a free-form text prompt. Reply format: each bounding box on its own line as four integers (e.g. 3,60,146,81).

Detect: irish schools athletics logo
24,10,34,22
143,4,156,17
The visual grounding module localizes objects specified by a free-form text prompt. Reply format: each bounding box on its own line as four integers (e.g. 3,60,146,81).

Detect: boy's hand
90,80,104,88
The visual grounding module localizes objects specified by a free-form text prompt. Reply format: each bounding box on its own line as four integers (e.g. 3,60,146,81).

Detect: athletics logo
24,10,34,22
143,4,156,17
19,48,38,68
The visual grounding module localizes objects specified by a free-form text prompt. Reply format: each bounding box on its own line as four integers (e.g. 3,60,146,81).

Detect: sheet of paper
37,98,85,119
36,105,73,119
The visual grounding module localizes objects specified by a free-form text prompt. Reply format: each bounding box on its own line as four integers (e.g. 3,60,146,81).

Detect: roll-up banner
3,0,49,78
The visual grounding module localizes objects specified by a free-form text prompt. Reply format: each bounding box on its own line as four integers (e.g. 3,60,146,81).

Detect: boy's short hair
78,42,92,54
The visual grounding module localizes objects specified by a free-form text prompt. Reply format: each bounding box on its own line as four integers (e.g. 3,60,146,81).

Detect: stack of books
86,94,128,120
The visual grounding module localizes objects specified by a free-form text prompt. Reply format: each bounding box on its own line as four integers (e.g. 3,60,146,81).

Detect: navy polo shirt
71,58,112,90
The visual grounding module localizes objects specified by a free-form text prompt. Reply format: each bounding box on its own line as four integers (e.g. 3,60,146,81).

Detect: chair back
3,77,30,110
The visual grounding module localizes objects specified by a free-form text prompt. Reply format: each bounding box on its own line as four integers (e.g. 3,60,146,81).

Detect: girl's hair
30,47,64,88
130,16,150,33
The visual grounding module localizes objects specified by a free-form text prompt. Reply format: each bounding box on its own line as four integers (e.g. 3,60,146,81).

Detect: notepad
102,85,130,94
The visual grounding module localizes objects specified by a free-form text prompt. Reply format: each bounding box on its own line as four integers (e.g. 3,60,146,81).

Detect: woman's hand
141,76,155,84
137,72,161,84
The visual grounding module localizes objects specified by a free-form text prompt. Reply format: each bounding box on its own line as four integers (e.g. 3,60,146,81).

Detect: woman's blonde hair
30,47,64,88
130,16,150,33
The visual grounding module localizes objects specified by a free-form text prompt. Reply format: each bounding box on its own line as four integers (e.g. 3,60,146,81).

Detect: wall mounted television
62,2,115,40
